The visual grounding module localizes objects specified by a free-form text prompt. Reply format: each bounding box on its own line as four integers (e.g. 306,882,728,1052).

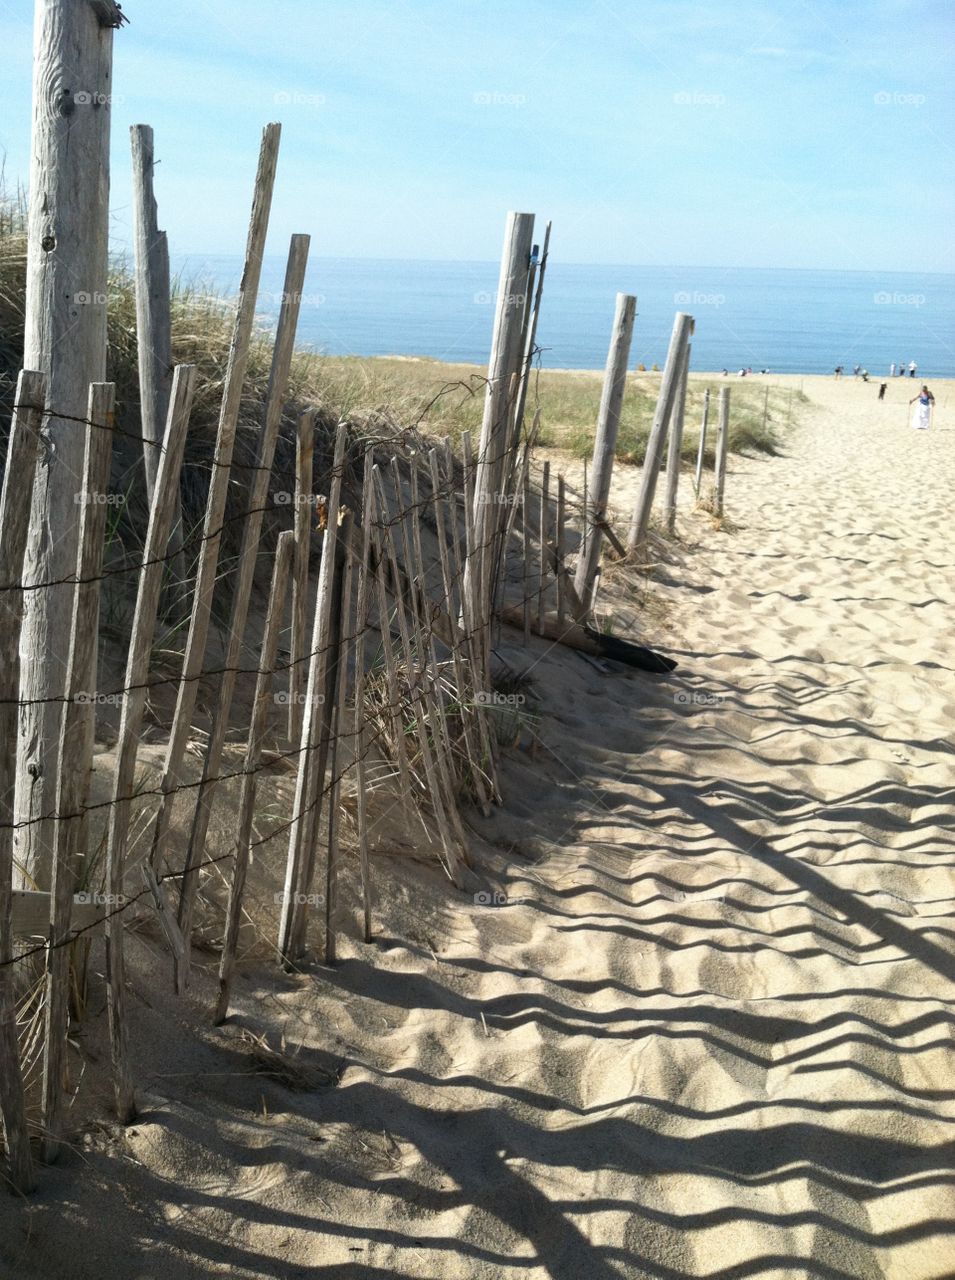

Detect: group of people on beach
834,361,918,380
835,359,935,429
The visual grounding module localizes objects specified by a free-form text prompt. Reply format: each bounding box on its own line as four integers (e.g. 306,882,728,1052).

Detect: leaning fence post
714,386,730,518
105,364,198,1124
130,124,182,582
175,231,310,995
323,512,354,966
352,449,376,941
626,312,694,559
573,293,636,610
0,370,45,1194
694,387,710,496
288,407,316,745
145,123,281,893
663,341,691,535
536,461,550,630
470,212,535,683
278,425,348,966
41,381,114,1163
214,531,294,1025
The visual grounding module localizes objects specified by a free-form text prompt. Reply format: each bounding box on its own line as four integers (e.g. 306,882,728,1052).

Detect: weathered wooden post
573,293,635,611
537,460,550,630
470,212,535,682
278,425,348,966
694,387,710,495
41,382,114,1163
175,232,309,993
288,408,316,745
16,0,124,892
130,123,183,580
130,126,171,499
0,371,46,1195
145,123,281,889
714,386,730,517
663,341,691,535
626,313,693,559
510,222,552,453
105,365,198,1123
214,531,294,1025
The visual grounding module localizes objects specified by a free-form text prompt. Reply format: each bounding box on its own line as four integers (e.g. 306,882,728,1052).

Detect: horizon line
159,252,955,278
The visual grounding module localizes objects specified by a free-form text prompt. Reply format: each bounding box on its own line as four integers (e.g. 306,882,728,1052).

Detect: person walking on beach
878,383,887,400
910,384,934,430
909,360,918,378
890,363,896,377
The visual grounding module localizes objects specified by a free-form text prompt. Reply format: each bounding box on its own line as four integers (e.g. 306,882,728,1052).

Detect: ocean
173,256,955,379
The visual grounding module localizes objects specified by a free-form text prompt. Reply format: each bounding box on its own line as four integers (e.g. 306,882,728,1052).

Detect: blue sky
0,0,952,270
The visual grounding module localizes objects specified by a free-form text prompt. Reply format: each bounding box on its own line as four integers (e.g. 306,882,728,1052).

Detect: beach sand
2,373,953,1279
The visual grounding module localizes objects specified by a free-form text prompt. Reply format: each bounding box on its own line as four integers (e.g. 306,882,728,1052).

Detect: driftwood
498,606,677,674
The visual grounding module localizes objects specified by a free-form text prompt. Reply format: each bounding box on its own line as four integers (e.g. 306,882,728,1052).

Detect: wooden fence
1,18,734,1184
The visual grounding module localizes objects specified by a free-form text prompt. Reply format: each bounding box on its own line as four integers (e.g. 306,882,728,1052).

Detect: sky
0,0,953,271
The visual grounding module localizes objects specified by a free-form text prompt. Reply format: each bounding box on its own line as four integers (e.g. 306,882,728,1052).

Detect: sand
2,373,953,1279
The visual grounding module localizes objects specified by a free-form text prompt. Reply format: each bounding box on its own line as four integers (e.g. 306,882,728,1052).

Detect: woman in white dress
910,384,935,430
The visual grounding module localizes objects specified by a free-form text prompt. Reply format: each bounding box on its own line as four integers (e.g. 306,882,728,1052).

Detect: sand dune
1,373,953,1279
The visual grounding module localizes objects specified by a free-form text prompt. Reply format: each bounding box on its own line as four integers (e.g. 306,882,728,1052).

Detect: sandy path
2,376,953,1279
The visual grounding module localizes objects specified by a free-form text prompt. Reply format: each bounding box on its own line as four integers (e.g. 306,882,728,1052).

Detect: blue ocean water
174,256,955,378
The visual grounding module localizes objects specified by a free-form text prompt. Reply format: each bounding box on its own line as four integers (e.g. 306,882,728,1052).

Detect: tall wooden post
626,313,693,559
130,125,171,501
41,381,114,1163
470,212,535,681
16,0,124,891
694,387,710,495
0,371,46,1195
663,341,691,535
573,293,635,610
714,386,730,517
175,232,309,994
105,364,198,1124
130,123,184,582
145,123,281,886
